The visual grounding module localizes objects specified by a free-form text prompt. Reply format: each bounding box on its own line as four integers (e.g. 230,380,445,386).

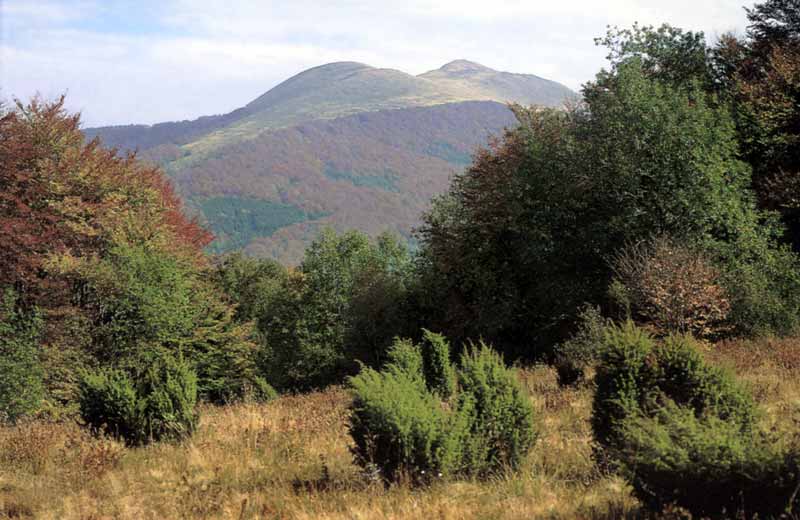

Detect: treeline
1,1,799,516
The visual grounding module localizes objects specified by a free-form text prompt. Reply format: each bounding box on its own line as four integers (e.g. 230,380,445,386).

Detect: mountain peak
286,61,374,82
306,61,373,73
438,60,494,73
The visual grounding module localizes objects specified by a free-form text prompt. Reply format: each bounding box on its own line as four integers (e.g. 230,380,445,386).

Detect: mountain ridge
85,59,574,152
84,60,576,262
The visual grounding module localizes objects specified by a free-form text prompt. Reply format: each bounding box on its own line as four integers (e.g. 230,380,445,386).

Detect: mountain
421,60,576,107
85,60,576,263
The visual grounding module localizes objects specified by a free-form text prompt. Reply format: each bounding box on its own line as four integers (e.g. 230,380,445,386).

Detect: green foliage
616,402,800,516
77,242,197,363
348,366,470,483
39,311,93,414
553,305,610,386
594,20,800,333
714,225,800,336
79,368,140,442
418,46,800,358
211,253,288,323
348,335,536,484
0,289,44,423
590,322,798,516
324,164,400,192
591,322,658,451
419,330,456,398
594,23,713,89
200,197,324,254
457,343,537,474
384,338,425,384
78,353,198,445
183,289,271,404
592,323,755,450
68,242,266,405
258,229,411,391
713,1,800,249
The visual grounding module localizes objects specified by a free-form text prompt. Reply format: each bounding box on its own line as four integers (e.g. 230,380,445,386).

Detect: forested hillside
169,101,517,261
85,61,574,261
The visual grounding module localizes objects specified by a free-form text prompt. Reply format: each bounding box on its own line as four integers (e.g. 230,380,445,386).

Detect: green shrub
615,403,800,516
258,229,411,392
384,337,424,382
420,330,456,398
185,293,271,404
0,289,44,423
654,334,755,430
591,322,797,516
591,322,660,450
79,368,140,441
553,305,610,385
348,367,469,483
719,240,800,337
79,354,198,445
592,322,755,451
458,343,537,475
251,376,279,402
348,335,536,484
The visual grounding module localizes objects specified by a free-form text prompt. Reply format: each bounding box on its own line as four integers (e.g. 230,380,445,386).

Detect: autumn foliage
0,97,211,305
0,98,266,430
612,237,731,338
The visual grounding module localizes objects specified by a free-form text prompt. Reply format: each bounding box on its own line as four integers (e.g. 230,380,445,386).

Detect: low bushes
419,330,457,399
615,403,800,515
458,345,537,475
592,322,800,517
553,305,610,385
78,354,198,445
347,362,469,481
348,333,536,484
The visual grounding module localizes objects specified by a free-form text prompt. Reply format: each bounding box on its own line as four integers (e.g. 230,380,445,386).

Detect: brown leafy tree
0,97,211,306
0,97,265,411
612,237,731,338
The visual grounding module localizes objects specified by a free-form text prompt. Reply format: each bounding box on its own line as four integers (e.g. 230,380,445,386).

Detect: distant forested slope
85,60,573,261
169,101,517,263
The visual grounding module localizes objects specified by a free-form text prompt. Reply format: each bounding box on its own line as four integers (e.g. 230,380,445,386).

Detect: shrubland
0,337,799,519
593,323,800,517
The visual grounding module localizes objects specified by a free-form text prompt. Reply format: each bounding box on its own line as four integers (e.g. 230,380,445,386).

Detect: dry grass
2,337,799,519
703,336,800,438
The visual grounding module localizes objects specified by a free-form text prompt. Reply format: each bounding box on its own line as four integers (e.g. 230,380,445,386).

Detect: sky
1,0,754,127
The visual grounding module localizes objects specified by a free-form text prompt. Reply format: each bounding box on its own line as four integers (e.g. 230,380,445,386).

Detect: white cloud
1,0,753,126
2,0,97,23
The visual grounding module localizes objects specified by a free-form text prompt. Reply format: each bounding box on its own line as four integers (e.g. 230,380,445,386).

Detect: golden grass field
2,337,799,519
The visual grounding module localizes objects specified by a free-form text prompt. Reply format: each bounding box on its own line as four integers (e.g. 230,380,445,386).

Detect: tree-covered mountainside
84,61,575,261
168,101,517,263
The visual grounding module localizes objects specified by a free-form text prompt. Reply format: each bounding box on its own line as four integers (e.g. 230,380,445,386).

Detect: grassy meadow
2,336,799,520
